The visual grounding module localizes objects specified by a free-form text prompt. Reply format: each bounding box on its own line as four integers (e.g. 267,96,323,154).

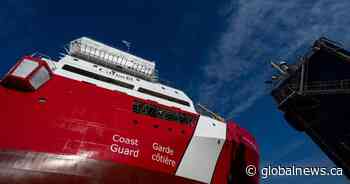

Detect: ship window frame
93,49,98,57
112,55,117,62
29,66,51,89
132,100,194,124
117,56,123,64
89,47,95,56
62,64,134,89
137,87,190,107
12,60,39,78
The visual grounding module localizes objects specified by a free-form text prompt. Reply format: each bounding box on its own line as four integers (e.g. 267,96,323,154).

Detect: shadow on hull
0,150,199,184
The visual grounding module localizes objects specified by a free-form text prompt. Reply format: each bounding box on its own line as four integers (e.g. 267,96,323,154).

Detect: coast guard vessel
0,37,259,184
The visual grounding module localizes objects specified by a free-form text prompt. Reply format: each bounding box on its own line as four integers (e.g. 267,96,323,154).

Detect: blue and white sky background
1,0,350,183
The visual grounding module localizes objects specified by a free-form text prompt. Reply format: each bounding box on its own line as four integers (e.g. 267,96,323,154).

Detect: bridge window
133,101,193,124
137,87,190,107
12,59,39,78
29,66,51,89
62,65,134,89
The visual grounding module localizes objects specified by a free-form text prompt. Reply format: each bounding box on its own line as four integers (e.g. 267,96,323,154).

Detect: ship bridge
52,37,196,113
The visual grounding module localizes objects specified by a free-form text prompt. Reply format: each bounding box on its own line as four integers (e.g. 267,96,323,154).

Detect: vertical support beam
299,63,305,94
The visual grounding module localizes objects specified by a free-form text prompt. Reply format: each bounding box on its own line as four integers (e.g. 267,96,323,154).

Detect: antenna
64,45,70,55
122,40,131,53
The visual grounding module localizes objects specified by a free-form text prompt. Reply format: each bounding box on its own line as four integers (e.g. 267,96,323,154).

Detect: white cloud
200,0,350,118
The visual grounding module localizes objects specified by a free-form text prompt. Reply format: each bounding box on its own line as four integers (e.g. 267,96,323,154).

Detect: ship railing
69,38,159,82
195,104,225,122
273,79,350,107
289,79,350,95
31,52,58,70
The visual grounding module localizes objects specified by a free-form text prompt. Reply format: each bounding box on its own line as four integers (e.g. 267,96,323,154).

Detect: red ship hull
0,150,199,184
0,55,259,184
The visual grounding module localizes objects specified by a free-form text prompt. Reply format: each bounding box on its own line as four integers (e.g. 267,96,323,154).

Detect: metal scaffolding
288,79,350,95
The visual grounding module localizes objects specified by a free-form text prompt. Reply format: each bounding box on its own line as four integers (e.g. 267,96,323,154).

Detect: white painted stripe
176,116,226,183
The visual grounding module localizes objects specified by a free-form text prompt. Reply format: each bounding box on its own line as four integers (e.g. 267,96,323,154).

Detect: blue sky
1,0,350,183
